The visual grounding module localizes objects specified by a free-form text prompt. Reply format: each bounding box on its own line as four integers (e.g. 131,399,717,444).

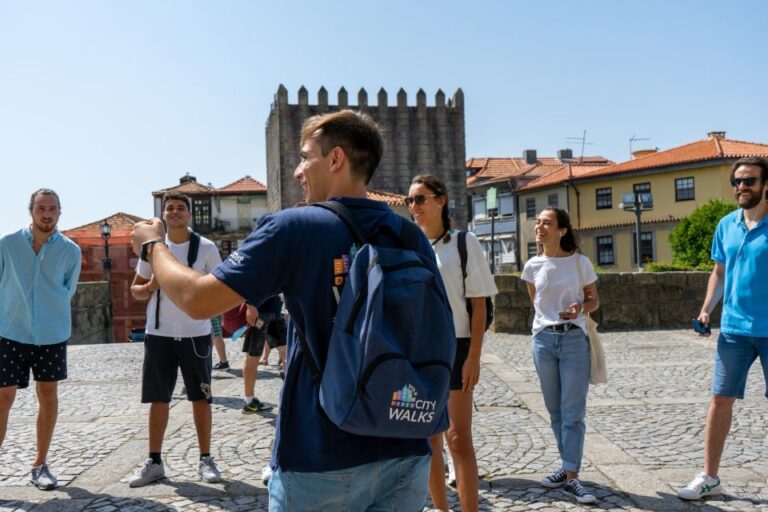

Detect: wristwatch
140,238,165,262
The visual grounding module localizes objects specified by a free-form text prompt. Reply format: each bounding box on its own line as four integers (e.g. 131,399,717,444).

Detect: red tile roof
217,175,267,194
516,161,614,192
583,136,768,179
466,156,612,187
152,180,215,196
63,212,147,244
368,188,406,206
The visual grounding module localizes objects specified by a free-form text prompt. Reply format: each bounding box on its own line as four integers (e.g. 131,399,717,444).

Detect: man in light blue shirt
0,189,81,490
678,157,768,501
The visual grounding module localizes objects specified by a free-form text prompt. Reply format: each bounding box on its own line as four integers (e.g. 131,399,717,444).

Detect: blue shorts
711,332,768,399
267,455,429,512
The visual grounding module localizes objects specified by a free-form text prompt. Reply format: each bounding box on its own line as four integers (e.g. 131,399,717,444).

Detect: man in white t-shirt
128,193,223,487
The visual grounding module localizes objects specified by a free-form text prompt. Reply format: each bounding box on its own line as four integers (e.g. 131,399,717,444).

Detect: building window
596,188,612,209
526,198,536,219
632,231,655,264
675,177,695,201
633,182,651,194
527,242,538,259
499,193,515,217
193,198,211,231
473,198,486,220
596,236,615,266
547,193,559,208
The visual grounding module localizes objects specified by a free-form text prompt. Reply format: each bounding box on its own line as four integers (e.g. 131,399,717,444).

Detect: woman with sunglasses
408,175,497,512
520,207,599,504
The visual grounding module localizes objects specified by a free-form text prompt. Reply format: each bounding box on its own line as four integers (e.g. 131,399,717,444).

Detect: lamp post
100,219,113,342
619,192,653,271
486,187,498,274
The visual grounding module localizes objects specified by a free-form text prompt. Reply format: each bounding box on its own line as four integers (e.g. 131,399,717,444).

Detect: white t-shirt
520,252,598,335
430,230,498,338
136,234,222,338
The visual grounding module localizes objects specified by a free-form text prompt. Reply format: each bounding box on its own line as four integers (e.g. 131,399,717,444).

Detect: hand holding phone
693,318,711,335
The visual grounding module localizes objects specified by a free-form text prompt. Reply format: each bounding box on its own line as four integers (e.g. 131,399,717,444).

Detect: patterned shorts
0,338,68,389
210,315,223,338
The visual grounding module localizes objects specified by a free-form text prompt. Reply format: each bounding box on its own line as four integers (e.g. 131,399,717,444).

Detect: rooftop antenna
629,134,651,158
566,130,595,163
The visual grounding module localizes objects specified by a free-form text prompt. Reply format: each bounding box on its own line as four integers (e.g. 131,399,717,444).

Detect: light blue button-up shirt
712,209,768,337
0,228,81,345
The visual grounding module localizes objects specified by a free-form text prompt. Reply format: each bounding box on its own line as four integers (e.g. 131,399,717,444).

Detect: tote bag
576,256,607,385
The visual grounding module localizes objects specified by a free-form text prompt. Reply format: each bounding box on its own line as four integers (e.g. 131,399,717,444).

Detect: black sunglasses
405,194,438,206
730,177,760,187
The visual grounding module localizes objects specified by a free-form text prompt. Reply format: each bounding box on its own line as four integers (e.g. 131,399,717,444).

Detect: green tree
668,199,738,267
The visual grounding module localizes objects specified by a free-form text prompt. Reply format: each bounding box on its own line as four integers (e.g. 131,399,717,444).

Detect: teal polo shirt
711,210,768,337
0,228,81,345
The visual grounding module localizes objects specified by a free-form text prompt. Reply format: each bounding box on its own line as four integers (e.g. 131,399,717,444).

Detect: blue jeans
712,332,768,399
267,455,430,511
532,327,591,473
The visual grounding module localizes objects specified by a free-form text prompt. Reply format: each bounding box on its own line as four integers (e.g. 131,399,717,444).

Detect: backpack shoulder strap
457,231,468,296
187,231,201,267
313,201,366,246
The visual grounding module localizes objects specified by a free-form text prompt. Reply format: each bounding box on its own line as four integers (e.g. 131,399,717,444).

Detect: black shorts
450,338,471,391
242,314,287,356
141,334,212,403
0,338,67,389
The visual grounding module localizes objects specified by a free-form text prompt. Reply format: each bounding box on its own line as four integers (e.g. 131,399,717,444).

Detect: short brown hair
29,188,61,212
300,109,383,184
730,157,768,182
162,192,191,210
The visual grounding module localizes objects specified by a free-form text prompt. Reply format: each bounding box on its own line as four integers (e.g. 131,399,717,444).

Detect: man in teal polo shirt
678,157,768,500
0,189,81,490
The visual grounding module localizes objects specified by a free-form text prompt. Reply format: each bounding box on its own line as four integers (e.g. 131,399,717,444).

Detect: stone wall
493,272,721,333
71,281,110,345
266,85,468,228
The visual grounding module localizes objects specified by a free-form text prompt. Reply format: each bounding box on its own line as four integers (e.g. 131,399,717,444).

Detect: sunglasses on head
730,177,760,187
405,194,438,206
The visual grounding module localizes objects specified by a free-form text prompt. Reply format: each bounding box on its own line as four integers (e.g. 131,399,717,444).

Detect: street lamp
618,192,653,271
100,219,113,342
486,187,498,274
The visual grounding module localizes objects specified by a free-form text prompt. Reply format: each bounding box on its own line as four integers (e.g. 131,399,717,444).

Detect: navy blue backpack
299,201,456,439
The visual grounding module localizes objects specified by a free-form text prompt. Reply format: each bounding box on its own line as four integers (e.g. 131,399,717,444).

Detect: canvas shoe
129,459,165,488
539,468,568,488
677,472,722,500
563,478,597,504
213,361,230,370
30,463,58,490
198,455,223,483
242,397,273,414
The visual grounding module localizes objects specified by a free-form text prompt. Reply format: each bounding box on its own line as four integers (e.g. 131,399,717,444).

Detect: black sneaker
563,478,597,504
539,469,568,488
213,361,230,371
242,398,273,414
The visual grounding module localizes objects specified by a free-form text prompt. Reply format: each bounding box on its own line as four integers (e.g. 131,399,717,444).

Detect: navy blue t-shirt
212,197,434,472
257,295,282,315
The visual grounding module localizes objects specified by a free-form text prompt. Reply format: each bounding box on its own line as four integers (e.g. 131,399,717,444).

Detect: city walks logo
389,384,436,424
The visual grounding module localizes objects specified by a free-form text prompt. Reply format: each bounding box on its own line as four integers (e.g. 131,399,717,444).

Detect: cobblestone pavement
1,330,767,511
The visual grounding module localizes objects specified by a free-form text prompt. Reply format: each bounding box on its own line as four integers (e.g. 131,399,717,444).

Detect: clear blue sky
1,0,766,234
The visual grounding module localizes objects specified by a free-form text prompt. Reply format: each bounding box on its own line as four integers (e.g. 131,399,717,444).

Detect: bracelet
140,238,165,262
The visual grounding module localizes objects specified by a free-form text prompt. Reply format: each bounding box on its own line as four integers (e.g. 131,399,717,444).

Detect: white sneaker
677,472,722,500
198,455,223,483
30,463,58,490
129,459,165,488
261,465,273,485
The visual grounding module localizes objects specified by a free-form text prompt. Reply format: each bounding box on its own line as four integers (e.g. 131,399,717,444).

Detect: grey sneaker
563,478,597,504
677,472,722,500
539,468,568,488
242,397,273,414
198,455,223,483
128,458,165,487
30,463,58,490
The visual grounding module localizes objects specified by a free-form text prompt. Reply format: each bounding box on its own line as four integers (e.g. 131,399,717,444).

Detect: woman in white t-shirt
520,207,600,505
408,175,497,512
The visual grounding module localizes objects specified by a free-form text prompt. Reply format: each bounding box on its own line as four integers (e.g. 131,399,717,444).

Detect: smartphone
693,318,711,335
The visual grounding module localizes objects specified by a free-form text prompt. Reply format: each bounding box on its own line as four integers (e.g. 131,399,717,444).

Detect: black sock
149,452,162,465
200,453,210,460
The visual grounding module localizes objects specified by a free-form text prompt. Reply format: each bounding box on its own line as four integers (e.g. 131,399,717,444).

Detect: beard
736,190,762,209
33,219,56,233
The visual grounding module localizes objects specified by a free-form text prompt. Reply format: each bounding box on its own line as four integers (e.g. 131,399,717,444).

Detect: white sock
244,395,253,405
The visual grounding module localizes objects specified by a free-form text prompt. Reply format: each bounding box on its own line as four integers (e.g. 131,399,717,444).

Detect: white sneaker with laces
129,459,165,488
677,472,722,500
30,463,58,490
198,455,223,483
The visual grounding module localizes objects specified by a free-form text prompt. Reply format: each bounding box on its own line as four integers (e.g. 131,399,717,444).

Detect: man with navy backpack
130,110,455,510
129,192,223,487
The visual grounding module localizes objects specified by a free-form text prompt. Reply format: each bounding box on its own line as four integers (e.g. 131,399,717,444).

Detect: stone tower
266,85,467,228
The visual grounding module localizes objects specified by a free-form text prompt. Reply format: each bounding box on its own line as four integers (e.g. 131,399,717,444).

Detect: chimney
707,131,726,140
632,149,658,159
179,172,197,184
523,149,537,165
557,149,573,161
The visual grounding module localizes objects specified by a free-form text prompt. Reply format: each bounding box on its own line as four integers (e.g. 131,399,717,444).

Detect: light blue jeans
268,455,430,511
532,326,591,473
